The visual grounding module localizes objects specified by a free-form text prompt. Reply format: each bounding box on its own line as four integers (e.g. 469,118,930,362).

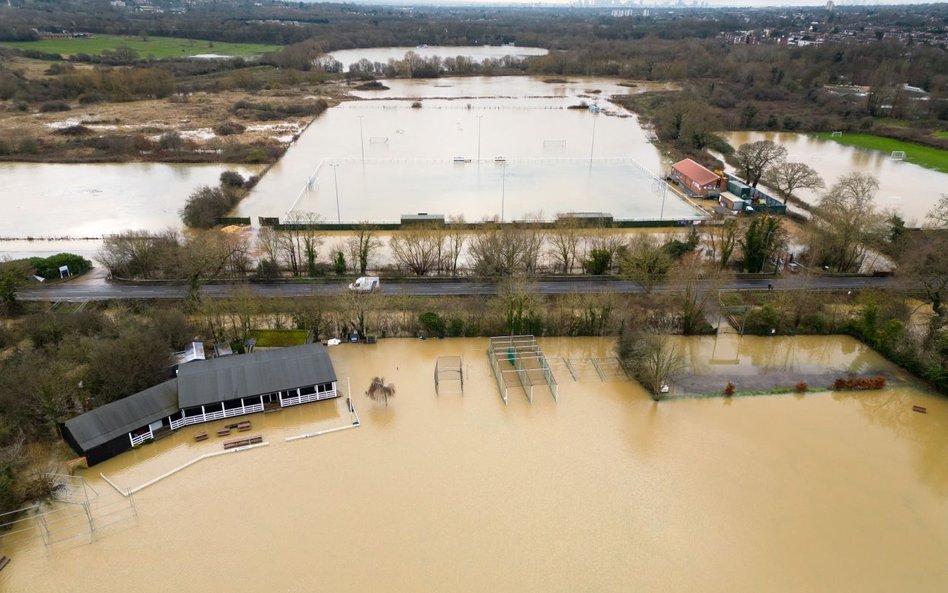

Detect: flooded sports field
2,336,946,593
327,45,549,72
238,77,701,223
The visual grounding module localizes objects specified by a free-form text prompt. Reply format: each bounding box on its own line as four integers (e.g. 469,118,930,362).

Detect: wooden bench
216,427,231,437
194,432,208,442
0,555,11,572
237,421,252,432
223,434,263,450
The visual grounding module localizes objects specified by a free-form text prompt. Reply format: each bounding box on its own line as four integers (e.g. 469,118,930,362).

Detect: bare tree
616,323,686,401
734,140,788,187
98,230,179,279
668,254,728,335
927,194,948,229
346,223,383,275
547,217,584,274
255,226,282,270
808,173,888,273
619,234,672,293
281,211,325,276
704,218,738,270
444,216,468,276
762,160,824,203
468,224,535,277
366,376,396,406
389,226,443,276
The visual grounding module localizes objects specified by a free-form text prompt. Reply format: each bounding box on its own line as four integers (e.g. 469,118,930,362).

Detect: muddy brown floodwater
1,337,946,593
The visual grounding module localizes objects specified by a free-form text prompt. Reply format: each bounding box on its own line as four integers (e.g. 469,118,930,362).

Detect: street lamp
357,115,365,164
501,162,507,222
330,162,341,223
659,179,668,220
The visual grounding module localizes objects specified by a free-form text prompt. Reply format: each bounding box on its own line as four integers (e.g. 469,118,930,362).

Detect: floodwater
2,336,946,593
724,131,947,224
0,162,263,239
327,46,549,72
239,77,699,223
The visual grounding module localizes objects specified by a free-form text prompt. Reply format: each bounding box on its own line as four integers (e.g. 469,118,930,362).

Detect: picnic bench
194,431,208,442
0,555,11,572
223,434,263,450
238,420,252,432
216,427,231,437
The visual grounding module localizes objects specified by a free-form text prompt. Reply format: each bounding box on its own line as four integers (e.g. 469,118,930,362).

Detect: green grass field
0,35,280,58
248,329,311,348
813,132,948,173
935,131,948,139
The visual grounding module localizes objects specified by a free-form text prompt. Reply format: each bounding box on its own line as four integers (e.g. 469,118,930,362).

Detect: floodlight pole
331,162,341,223
476,115,483,163
358,115,365,164
588,112,598,171
659,180,667,220
501,162,507,223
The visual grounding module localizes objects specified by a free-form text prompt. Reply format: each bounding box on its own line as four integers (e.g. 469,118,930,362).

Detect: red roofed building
670,159,722,198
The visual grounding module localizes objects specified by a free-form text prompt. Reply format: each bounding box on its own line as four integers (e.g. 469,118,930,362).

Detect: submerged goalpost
487,335,557,405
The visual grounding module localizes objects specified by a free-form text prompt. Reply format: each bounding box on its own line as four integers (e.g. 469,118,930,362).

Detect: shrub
39,101,70,113
28,253,92,279
418,312,445,336
158,131,184,151
219,170,245,188
794,381,808,393
724,382,735,396
214,121,246,136
255,259,280,280
832,376,887,391
56,125,92,136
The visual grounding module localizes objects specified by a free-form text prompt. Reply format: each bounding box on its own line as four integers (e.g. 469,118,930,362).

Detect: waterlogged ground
1,336,946,593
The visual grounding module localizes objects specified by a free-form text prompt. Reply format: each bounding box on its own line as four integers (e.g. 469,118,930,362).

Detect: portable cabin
670,159,722,198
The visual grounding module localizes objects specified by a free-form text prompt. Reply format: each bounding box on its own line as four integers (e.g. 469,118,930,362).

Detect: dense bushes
833,376,887,391
180,171,247,228
231,99,327,121
28,253,92,279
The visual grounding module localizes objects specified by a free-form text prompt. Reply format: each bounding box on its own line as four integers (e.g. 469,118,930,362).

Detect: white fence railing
129,431,152,447
281,389,337,408
168,402,265,431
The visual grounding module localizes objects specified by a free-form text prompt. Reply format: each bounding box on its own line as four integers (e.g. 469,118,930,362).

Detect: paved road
19,275,895,301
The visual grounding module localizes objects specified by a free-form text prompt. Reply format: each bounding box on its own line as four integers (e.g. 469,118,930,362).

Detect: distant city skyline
312,1,943,7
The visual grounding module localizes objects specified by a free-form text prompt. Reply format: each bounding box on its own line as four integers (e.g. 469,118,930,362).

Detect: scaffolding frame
488,336,557,405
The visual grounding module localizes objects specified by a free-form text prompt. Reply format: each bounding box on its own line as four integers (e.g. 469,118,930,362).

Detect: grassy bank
0,35,280,58
812,132,948,173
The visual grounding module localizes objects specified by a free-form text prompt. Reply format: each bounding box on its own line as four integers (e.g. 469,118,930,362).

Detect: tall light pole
476,114,483,163
357,115,365,164
588,112,598,171
501,162,507,223
659,179,668,220
330,162,341,223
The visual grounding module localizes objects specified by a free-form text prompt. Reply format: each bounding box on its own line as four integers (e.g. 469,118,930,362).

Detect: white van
348,276,380,293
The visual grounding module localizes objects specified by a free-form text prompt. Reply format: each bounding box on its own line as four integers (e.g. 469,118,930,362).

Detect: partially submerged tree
734,140,788,188
808,173,887,273
762,160,824,203
346,223,383,276
390,226,444,276
616,323,686,401
366,377,396,406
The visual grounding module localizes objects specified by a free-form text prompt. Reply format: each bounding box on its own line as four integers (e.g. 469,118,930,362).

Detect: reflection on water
328,46,549,72
724,131,947,224
0,162,263,238
2,336,946,593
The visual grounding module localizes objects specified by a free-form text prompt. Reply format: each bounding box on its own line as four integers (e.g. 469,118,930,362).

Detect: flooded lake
725,131,947,224
239,77,699,223
2,336,946,593
327,45,549,72
0,162,262,239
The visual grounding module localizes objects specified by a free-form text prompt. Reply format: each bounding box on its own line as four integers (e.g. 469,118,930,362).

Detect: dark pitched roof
672,158,720,187
176,343,336,408
64,380,179,452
